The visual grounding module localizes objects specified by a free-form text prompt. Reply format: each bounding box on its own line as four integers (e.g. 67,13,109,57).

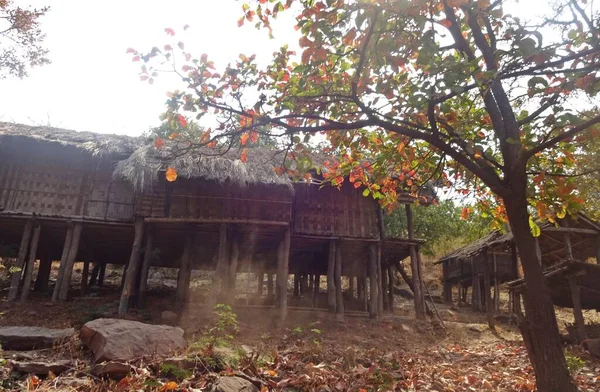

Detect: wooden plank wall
293,182,379,238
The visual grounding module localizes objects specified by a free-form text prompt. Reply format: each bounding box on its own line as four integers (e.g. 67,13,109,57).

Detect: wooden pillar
568,276,587,342
267,273,273,298
227,236,240,304
457,283,463,307
377,245,384,315
483,250,495,329
209,223,228,308
564,232,574,260
382,265,389,311
118,217,144,314
471,272,480,311
334,241,344,319
312,274,319,308
368,244,378,318
534,237,542,265
276,227,291,321
8,220,34,301
293,273,300,296
387,267,394,312
595,235,600,264
327,240,337,313
34,257,52,292
19,223,41,302
348,276,355,299
256,266,264,298
80,261,89,296
98,264,106,287
493,253,500,311
308,273,314,293
175,233,193,305
405,204,425,319
58,222,83,302
137,231,154,307
443,262,452,304
52,224,74,301
357,276,364,302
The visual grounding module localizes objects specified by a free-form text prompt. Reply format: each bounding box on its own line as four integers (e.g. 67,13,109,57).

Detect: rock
11,360,71,375
90,361,131,380
161,310,178,324
210,376,259,392
80,318,186,362
466,323,487,333
0,326,74,350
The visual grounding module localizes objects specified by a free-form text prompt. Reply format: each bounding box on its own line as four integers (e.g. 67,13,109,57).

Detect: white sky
0,1,552,136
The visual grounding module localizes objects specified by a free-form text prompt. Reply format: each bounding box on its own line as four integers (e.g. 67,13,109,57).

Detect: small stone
0,326,74,350
91,361,131,380
466,323,487,333
210,376,259,392
161,310,179,324
11,360,72,375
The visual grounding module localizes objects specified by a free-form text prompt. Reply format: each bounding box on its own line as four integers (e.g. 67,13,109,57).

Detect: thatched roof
0,122,143,157
113,143,294,190
435,230,514,264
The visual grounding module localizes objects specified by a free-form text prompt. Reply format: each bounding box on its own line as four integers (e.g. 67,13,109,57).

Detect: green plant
159,363,192,381
565,353,585,374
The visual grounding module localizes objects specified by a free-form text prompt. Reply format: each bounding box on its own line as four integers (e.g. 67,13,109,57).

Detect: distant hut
0,123,425,320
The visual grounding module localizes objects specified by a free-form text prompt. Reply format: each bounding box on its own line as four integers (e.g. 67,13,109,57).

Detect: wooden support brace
118,217,144,314
8,220,33,301
19,223,41,302
568,277,587,343
58,222,83,302
327,240,337,313
137,231,154,307
334,241,344,319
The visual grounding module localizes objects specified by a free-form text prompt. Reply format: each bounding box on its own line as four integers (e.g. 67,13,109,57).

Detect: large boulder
210,377,259,392
0,327,74,350
79,318,186,362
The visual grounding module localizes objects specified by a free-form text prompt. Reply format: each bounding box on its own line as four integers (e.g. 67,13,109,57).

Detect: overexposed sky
0,1,551,136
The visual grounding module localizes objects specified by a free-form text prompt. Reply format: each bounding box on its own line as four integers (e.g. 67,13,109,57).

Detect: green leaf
529,216,541,237
362,188,370,197
518,38,537,57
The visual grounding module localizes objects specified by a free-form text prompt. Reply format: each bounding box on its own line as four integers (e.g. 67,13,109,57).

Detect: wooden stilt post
382,264,389,311
58,222,83,302
277,227,291,321
293,273,300,297
348,275,355,299
89,263,100,287
98,264,106,287
596,235,600,264
19,223,41,302
327,240,337,312
334,241,344,320
80,261,89,296
209,223,228,308
387,266,394,313
357,276,364,302
227,236,240,304
564,231,574,260
138,231,154,307
443,262,452,304
568,276,587,342
377,245,384,315
34,257,52,292
256,264,264,299
368,244,378,318
176,233,193,305
52,223,74,302
312,274,319,308
118,217,144,314
483,249,495,329
267,273,273,299
405,204,425,319
493,253,500,311
308,273,314,293
8,220,34,301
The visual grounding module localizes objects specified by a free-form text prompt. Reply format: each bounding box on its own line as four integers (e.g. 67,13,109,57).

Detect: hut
0,123,424,320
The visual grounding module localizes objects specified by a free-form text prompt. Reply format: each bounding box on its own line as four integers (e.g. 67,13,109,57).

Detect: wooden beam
348,275,355,299
119,217,144,314
377,245,384,315
406,204,425,319
368,244,378,319
19,223,41,302
568,277,587,343
543,227,598,235
312,274,320,308
80,261,89,296
7,220,33,301
144,217,289,226
483,250,495,329
327,240,337,313
34,257,52,292
277,227,291,321
387,267,394,313
382,265,389,311
52,224,74,302
137,231,154,307
596,234,600,264
334,241,344,320
175,233,193,305
58,222,83,302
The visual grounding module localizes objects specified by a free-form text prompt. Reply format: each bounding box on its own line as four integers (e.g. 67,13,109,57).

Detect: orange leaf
249,131,259,143
177,114,188,128
439,19,452,28
313,48,327,61
164,27,175,36
342,28,357,45
301,48,313,64
166,167,178,182
240,133,250,146
299,36,313,48
461,207,471,220
240,148,248,163
154,137,165,149
237,17,245,27
160,381,179,391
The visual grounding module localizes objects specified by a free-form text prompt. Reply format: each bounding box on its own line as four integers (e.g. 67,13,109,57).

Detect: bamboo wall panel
293,182,379,238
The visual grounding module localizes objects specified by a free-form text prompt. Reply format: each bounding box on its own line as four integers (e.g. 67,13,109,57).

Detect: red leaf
240,133,250,146
125,48,136,54
240,148,248,163
237,17,245,27
132,56,141,62
154,137,165,149
164,27,175,36
177,114,187,128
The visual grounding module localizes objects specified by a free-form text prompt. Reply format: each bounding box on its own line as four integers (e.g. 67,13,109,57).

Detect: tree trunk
504,193,576,392
405,204,426,319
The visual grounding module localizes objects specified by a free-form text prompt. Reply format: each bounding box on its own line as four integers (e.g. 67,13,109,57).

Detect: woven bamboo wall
446,253,516,283
135,177,293,222
0,140,134,221
293,182,380,238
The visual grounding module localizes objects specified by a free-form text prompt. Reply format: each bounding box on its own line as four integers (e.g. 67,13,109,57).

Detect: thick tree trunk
504,193,576,392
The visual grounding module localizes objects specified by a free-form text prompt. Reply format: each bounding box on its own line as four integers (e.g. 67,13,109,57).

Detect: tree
130,1,600,390
0,0,49,79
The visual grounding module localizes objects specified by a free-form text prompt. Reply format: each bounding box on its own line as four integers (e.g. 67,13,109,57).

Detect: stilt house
0,123,425,319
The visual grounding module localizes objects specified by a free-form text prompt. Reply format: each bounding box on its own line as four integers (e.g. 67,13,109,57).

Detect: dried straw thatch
113,143,294,190
435,230,514,264
0,122,144,157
